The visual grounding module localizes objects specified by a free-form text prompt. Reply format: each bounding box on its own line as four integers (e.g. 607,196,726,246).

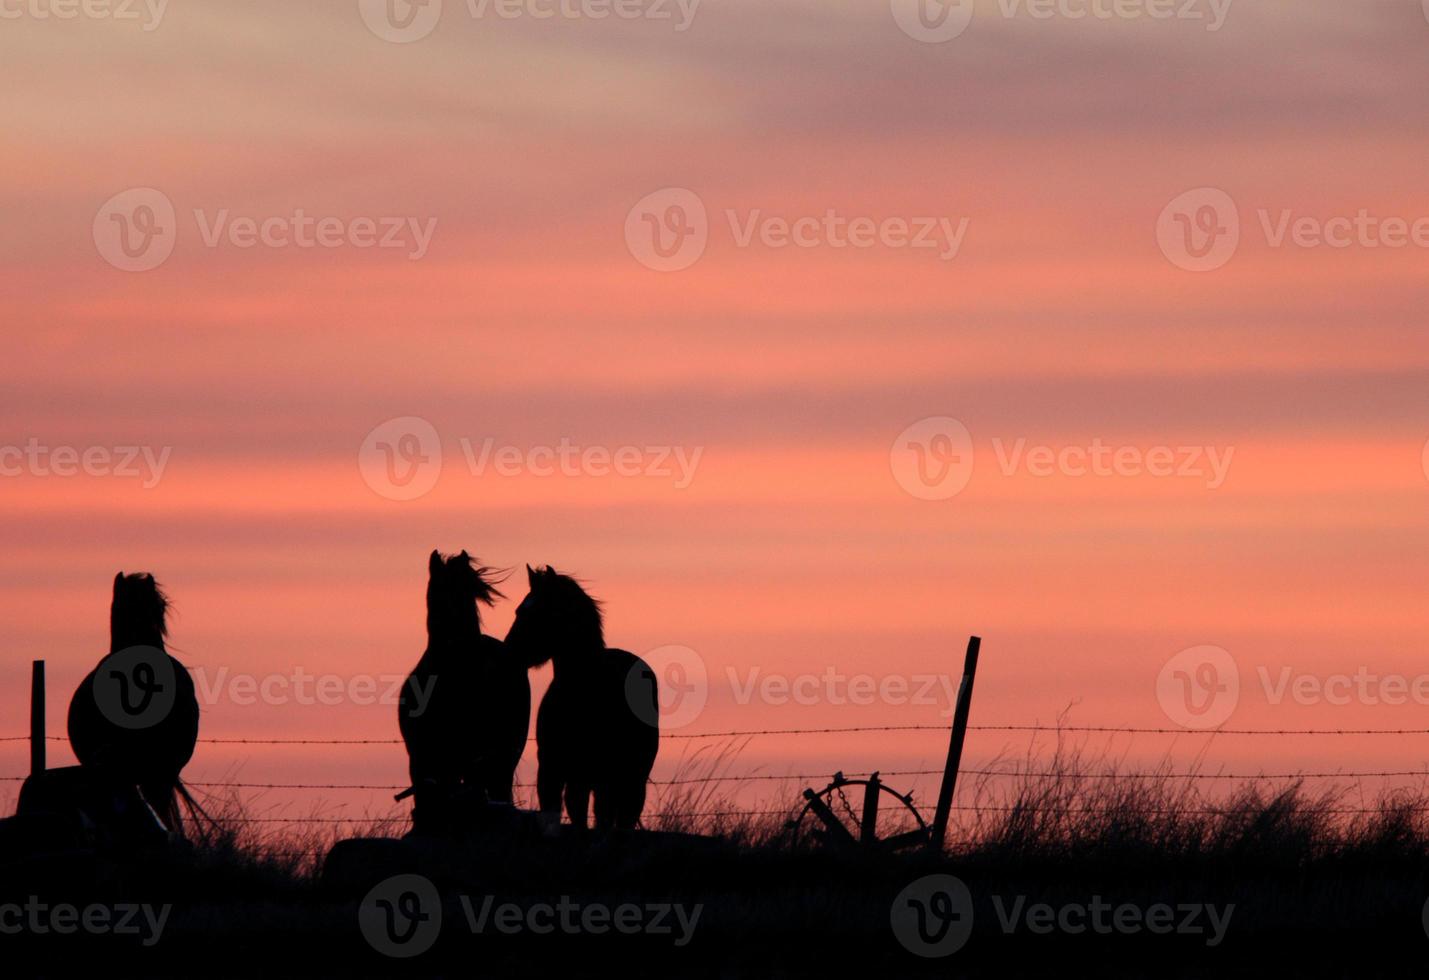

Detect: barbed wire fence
9,722,1429,825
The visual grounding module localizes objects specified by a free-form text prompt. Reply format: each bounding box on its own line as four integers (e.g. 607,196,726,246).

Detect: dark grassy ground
4,752,1429,977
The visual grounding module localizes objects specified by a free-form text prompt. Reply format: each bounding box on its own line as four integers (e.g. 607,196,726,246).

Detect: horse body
66,572,200,834
399,551,530,829
507,566,659,830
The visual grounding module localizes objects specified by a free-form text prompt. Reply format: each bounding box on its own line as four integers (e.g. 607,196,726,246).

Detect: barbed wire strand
13,722,1429,746
11,765,1429,788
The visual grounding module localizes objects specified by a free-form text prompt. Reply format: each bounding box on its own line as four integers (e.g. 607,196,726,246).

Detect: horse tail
174,779,220,839
141,778,218,840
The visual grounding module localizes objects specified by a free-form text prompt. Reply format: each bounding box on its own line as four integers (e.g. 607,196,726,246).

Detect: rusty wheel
786,771,929,850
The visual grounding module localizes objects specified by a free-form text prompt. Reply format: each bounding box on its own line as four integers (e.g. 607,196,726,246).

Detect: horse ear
114,571,124,590
459,550,470,560
526,564,536,586
429,550,442,573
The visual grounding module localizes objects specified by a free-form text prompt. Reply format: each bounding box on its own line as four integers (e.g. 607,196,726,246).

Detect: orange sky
4,1,1429,827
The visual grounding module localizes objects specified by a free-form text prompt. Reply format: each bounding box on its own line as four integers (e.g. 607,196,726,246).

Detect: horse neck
550,630,603,677
427,605,481,649
109,624,165,653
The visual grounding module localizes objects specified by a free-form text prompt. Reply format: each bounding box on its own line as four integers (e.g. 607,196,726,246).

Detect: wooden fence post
929,635,981,852
860,772,882,844
30,659,45,777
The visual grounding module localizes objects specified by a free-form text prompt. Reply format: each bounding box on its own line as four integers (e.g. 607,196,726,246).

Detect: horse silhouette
66,572,200,835
398,550,530,832
505,565,659,830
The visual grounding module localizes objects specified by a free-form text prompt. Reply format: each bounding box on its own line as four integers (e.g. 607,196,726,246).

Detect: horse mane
110,572,170,650
427,550,507,636
534,566,605,648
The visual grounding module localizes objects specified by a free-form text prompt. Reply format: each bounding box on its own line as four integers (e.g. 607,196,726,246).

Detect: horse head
425,549,505,644
504,564,605,667
110,571,170,652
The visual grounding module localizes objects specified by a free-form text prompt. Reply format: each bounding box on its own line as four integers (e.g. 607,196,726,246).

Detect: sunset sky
4,0,1429,829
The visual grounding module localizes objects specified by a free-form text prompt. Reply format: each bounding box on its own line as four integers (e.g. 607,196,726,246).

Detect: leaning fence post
860,772,882,845
929,635,981,852
30,659,45,777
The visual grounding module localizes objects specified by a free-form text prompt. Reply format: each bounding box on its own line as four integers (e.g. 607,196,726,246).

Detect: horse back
604,647,660,764
538,648,658,770
399,635,530,768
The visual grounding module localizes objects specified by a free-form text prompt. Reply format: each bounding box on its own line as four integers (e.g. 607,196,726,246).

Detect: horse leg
564,783,591,830
536,753,566,814
484,768,514,805
619,779,648,830
603,778,645,830
592,781,614,831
